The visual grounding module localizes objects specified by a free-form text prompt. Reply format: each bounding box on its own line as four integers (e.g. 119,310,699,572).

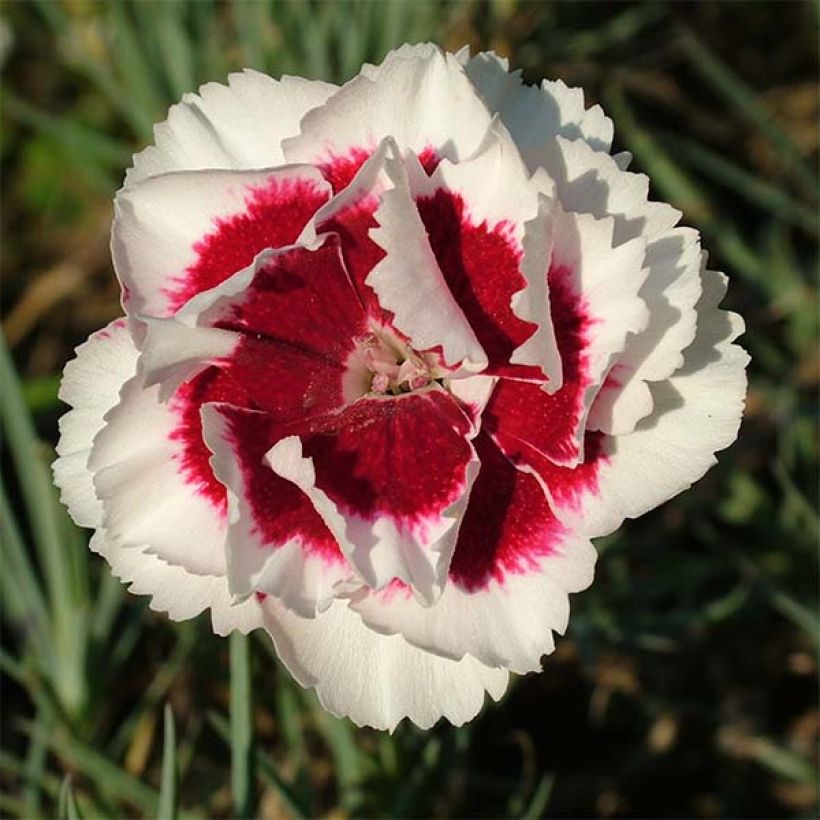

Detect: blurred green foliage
1,1,817,817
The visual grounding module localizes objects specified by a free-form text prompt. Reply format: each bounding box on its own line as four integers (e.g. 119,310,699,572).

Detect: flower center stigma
356,331,441,396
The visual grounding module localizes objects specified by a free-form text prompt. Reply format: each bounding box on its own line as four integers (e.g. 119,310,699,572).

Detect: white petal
88,371,228,577
549,203,649,460
264,403,481,607
89,531,262,635
536,136,703,435
351,533,597,675
463,51,613,157
53,319,138,528
113,165,330,318
200,405,357,617
555,267,749,538
127,71,337,185
427,122,561,385
365,142,487,370
260,597,509,732
283,46,494,168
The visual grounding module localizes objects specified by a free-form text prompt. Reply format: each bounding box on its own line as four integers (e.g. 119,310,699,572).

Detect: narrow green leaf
678,25,816,197
0,478,51,663
519,772,555,820
106,0,166,138
230,632,255,818
311,701,364,812
154,3,196,101
158,704,178,820
0,331,88,716
659,131,818,234
22,722,159,815
58,775,84,820
208,711,307,819
748,737,818,784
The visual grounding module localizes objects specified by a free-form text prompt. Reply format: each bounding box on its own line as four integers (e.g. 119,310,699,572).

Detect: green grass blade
658,131,818,234
208,711,307,819
106,0,166,138
233,0,269,71
678,25,816,197
311,698,365,813
230,632,255,818
153,3,196,101
58,775,84,820
109,622,195,757
158,704,178,820
0,331,89,716
519,772,555,820
0,478,51,662
23,722,159,815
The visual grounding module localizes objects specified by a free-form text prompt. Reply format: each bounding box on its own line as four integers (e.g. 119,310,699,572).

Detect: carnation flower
53,43,748,731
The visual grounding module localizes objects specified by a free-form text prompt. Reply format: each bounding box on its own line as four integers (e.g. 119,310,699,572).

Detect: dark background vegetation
1,1,817,817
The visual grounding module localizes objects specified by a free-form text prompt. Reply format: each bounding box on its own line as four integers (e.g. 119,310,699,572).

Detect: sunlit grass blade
230,631,255,818
58,775,83,820
158,704,178,820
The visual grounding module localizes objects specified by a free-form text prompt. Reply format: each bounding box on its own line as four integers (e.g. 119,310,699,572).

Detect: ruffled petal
89,532,263,635
537,136,703,435
530,267,749,538
351,432,596,674
416,124,560,383
113,165,331,317
52,318,259,635
275,390,480,604
87,369,229,577
365,141,488,371
282,45,494,183
200,404,354,617
486,203,648,467
53,318,137,528
460,50,613,157
127,71,337,185
260,596,509,732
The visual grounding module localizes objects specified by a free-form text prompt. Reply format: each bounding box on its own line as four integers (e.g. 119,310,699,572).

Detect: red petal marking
484,263,596,466
317,146,443,325
169,368,251,516
168,241,368,513
215,241,367,362
448,433,565,592
166,175,329,312
319,147,373,193
320,193,391,323
299,391,473,527
221,407,344,564
415,190,541,380
515,431,609,515
319,145,441,193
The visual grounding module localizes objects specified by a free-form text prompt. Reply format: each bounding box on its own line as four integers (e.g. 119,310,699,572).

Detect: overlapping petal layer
54,43,748,732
